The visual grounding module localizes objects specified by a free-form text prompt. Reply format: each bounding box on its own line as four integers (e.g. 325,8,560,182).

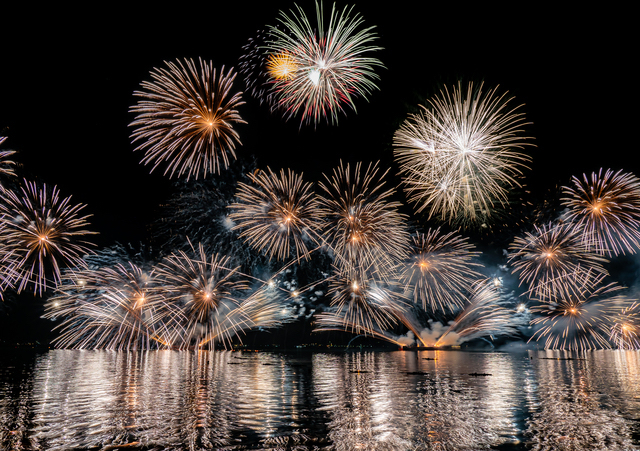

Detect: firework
393,82,532,226
400,229,483,313
45,263,179,350
508,222,609,302
154,243,251,348
561,168,640,257
130,58,245,180
326,266,403,334
313,310,406,346
238,29,275,106
229,167,321,261
317,161,409,278
265,1,383,125
0,179,95,295
0,136,17,180
427,279,517,347
529,282,627,351
609,302,640,350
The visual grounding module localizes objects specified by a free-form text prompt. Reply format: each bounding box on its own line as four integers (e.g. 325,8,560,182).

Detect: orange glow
266,53,298,80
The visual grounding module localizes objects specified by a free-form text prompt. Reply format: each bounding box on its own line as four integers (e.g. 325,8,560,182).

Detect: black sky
1,3,635,248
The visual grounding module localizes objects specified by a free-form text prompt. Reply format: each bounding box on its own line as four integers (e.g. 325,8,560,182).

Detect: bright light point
493,278,502,287
268,280,275,288
308,69,321,86
516,304,526,313
292,291,299,297
54,302,59,307
352,281,358,291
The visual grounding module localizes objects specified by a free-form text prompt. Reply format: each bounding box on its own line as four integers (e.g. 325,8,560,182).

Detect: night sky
0,3,636,345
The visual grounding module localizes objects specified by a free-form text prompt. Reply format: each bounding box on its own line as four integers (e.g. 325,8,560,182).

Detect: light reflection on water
1,350,639,450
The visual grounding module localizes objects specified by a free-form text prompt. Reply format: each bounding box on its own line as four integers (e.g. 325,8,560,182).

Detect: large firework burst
317,161,409,278
608,302,640,350
265,1,383,125
154,243,251,348
508,222,609,302
45,263,178,350
229,167,321,261
0,179,95,295
130,58,245,180
393,82,532,226
561,168,640,257
529,282,627,351
400,229,483,313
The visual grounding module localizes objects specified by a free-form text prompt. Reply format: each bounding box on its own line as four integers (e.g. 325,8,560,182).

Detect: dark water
1,349,639,450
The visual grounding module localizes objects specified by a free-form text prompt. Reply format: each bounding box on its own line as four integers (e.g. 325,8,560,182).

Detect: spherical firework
609,302,640,350
561,168,640,257
317,161,409,278
45,263,178,350
400,229,483,313
326,266,402,334
130,58,245,180
265,1,383,125
229,167,321,261
508,222,609,302
529,282,627,351
0,179,95,295
154,243,251,348
393,82,532,226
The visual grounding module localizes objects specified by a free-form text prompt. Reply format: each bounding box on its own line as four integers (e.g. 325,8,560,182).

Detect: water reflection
1,349,639,450
525,350,639,450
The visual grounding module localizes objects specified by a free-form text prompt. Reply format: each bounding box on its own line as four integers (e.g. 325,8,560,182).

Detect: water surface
1,349,639,450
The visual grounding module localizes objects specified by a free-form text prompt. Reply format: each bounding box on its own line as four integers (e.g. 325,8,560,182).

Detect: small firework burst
265,1,383,125
317,161,409,278
154,243,251,348
609,302,640,350
266,52,298,81
529,282,627,351
0,179,95,295
400,229,483,313
393,82,532,227
562,168,640,257
229,167,321,261
508,222,609,302
45,263,178,350
326,266,403,334
130,58,245,180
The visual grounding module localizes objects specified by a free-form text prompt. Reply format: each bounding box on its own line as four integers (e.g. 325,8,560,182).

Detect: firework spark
154,243,251,348
0,136,17,180
130,58,245,180
508,222,609,302
326,266,404,334
609,302,640,350
0,179,95,295
400,229,483,313
562,168,640,257
265,1,383,125
229,167,321,261
45,263,179,350
529,282,627,351
317,161,409,278
393,82,532,226
430,279,517,347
